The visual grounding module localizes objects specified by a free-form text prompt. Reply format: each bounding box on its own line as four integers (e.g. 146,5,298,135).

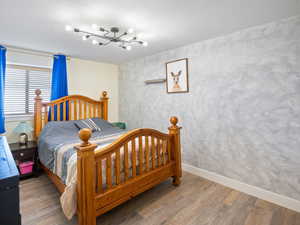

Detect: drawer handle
20,153,24,156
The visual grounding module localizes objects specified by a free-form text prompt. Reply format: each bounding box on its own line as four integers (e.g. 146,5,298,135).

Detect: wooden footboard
75,117,182,225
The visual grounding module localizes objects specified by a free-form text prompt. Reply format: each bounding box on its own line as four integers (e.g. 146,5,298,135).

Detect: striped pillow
74,119,101,132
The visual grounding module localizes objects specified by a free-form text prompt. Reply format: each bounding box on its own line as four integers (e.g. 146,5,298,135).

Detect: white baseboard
182,163,300,212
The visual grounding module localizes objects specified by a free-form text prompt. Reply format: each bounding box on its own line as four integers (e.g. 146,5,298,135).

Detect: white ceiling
0,0,299,64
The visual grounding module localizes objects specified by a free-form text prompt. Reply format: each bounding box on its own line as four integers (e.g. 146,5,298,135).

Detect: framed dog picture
166,58,189,93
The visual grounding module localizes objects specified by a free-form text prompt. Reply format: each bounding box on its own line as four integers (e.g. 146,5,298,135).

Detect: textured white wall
119,16,300,200
4,55,119,143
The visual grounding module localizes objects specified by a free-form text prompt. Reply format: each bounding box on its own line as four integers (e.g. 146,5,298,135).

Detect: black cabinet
0,136,21,225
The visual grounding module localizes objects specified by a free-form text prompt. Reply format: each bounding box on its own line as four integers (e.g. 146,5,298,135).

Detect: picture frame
165,58,189,93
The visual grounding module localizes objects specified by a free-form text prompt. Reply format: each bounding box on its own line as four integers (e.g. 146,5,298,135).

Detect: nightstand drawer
12,148,35,161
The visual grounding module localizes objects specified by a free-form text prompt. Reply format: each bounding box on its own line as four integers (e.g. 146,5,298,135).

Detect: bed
34,89,182,225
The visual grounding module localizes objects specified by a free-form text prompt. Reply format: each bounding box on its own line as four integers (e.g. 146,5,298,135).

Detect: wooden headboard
34,89,109,138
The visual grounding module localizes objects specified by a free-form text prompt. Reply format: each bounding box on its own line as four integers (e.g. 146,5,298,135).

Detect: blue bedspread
38,120,125,183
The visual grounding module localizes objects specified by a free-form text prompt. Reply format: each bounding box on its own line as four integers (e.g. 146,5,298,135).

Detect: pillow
92,118,114,130
74,118,101,132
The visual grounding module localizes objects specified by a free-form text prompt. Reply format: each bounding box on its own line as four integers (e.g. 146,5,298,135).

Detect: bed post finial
34,89,42,139
101,91,109,120
78,128,92,147
102,91,108,98
75,128,97,225
168,116,182,186
35,88,42,98
170,116,178,128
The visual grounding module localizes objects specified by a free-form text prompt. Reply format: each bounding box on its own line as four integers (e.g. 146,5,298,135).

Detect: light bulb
65,25,72,31
142,41,148,47
92,40,98,45
136,33,143,38
127,28,134,34
126,45,132,51
92,24,98,30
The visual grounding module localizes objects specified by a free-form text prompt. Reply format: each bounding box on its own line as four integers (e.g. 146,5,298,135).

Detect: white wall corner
182,163,300,213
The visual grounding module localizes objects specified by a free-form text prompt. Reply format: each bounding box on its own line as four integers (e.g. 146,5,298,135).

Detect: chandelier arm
76,29,114,41
131,39,146,44
102,41,112,46
99,27,110,33
91,34,113,41
94,35,113,41
116,32,128,40
120,40,132,44
119,45,126,49
119,36,138,43
103,32,110,37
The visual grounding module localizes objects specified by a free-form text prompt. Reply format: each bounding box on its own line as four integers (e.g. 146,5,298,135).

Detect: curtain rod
3,45,71,60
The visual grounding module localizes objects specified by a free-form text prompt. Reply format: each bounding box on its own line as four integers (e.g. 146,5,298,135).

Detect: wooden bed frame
34,89,182,225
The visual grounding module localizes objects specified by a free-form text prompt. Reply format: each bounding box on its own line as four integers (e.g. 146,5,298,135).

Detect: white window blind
4,64,51,115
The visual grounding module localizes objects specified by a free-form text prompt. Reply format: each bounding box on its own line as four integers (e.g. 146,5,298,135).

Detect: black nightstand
9,141,38,179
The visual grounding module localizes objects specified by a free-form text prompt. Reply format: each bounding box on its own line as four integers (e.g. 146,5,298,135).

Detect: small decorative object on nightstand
12,121,33,145
112,122,126,129
9,141,38,179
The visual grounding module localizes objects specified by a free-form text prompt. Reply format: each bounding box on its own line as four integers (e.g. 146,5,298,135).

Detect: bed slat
97,160,103,193
51,106,54,121
73,100,77,120
162,140,167,165
98,104,101,118
115,149,121,185
157,138,161,167
145,136,150,172
63,102,67,121
68,101,72,120
151,136,155,169
93,105,96,118
124,143,129,181
84,102,87,119
79,101,83,119
138,136,143,175
106,155,112,189
89,103,92,118
167,137,171,163
57,103,61,121
131,140,137,177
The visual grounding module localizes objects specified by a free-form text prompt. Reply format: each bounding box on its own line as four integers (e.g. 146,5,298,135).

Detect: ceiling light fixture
65,25,148,50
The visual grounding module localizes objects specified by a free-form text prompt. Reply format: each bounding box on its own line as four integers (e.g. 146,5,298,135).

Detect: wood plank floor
20,172,300,225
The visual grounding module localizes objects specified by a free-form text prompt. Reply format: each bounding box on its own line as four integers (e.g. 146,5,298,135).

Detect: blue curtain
0,46,6,133
50,54,68,120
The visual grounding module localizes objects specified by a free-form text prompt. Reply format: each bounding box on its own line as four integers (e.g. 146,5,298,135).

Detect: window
4,64,51,116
